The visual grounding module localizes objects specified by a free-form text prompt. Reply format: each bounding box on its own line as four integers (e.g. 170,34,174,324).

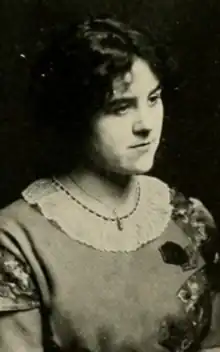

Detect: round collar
22,176,172,252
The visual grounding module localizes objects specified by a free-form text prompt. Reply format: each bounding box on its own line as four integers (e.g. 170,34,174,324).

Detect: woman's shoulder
0,197,45,237
0,182,55,312
0,178,57,227
169,186,217,244
0,198,38,236
170,187,220,273
170,187,215,227
140,175,219,262
139,175,216,231
0,180,59,269
0,200,42,313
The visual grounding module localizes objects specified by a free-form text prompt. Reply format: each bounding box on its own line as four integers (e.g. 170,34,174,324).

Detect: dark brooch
159,241,198,271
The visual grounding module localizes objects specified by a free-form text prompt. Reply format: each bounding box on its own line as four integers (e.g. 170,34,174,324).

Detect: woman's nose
132,108,152,135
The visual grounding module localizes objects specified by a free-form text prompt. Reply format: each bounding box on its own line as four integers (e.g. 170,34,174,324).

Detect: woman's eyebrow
148,83,162,96
103,97,137,113
108,97,137,107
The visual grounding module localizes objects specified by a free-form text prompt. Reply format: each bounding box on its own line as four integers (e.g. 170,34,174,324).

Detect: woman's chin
120,161,155,176
131,157,155,175
97,155,156,176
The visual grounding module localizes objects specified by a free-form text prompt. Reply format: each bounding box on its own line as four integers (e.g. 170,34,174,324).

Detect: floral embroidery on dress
177,268,211,333
170,190,220,279
0,246,40,311
157,190,220,352
158,268,212,352
171,191,208,243
158,314,196,352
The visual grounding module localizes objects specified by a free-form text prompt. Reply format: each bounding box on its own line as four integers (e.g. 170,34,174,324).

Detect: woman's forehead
112,58,159,99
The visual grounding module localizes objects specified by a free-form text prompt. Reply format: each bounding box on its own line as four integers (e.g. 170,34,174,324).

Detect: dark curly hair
30,16,170,177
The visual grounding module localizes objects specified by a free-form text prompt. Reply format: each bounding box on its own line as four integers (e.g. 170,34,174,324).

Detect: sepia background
0,0,220,223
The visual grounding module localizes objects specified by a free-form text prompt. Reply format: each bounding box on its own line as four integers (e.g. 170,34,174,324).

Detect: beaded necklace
52,177,140,231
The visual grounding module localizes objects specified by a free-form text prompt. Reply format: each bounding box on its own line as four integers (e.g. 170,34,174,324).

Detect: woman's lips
129,140,155,149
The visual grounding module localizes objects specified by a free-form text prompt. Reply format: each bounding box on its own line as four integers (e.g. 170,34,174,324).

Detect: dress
0,176,219,352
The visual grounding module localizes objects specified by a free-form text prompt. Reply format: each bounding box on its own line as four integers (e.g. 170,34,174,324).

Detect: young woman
0,16,219,352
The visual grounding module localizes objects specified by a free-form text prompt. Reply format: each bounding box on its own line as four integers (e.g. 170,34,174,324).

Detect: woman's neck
66,166,137,211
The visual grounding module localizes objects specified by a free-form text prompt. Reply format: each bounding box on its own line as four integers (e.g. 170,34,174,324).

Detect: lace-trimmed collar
22,176,173,252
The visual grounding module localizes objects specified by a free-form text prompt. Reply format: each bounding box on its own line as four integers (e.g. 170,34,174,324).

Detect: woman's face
87,57,164,175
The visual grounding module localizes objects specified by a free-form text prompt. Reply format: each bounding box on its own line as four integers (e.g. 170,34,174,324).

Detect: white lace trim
22,176,173,252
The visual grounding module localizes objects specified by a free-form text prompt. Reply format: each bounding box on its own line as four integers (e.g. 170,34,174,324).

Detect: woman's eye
113,104,131,116
148,93,161,106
